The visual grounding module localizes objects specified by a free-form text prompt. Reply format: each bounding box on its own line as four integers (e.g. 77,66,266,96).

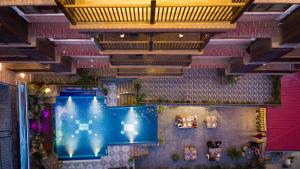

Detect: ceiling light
178,34,184,38
120,34,125,38
19,73,25,79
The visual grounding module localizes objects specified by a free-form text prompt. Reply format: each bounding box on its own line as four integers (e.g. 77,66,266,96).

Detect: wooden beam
70,22,236,32
231,0,254,23
55,0,76,25
254,0,300,3
17,38,56,62
272,58,300,64
0,7,28,43
0,57,35,62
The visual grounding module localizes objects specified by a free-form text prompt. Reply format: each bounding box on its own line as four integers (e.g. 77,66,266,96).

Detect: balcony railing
56,0,253,24
117,68,183,77
110,55,192,66
94,32,212,52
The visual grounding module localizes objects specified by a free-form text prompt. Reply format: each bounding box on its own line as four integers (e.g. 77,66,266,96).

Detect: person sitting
215,141,222,148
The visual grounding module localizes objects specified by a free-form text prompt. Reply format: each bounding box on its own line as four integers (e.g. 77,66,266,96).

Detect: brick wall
0,0,55,6
214,14,280,39
29,23,89,39
202,44,247,57
56,44,100,56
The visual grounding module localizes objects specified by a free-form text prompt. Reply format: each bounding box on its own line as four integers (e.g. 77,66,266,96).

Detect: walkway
141,69,272,104
136,106,257,169
61,146,131,169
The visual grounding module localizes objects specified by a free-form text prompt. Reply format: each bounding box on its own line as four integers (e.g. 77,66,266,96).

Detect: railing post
94,34,104,51
148,33,153,51
150,0,156,24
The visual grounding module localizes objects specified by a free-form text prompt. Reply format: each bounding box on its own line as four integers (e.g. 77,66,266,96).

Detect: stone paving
105,82,118,106
141,69,273,104
61,146,131,169
135,106,258,169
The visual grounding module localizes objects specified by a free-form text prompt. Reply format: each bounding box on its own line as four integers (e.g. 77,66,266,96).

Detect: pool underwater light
89,96,102,117
91,135,102,157
66,96,76,116
66,138,77,158
121,107,140,143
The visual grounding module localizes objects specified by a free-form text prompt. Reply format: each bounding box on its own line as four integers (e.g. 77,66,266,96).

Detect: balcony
55,0,253,31
94,32,212,54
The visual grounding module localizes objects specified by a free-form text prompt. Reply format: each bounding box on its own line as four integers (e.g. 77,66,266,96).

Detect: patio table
208,148,221,161
206,116,218,128
175,115,197,128
184,146,197,161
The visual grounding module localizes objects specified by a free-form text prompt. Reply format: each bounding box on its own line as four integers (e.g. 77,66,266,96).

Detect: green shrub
135,93,145,105
157,106,166,113
134,81,142,93
225,75,239,84
226,147,242,160
252,159,266,169
102,87,108,96
270,76,281,104
171,153,180,162
158,135,164,145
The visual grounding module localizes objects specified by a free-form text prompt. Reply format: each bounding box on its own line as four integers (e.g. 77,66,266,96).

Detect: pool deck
136,106,258,169
61,145,131,169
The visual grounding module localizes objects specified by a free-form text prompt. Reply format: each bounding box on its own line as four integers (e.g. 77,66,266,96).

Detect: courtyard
1,1,300,169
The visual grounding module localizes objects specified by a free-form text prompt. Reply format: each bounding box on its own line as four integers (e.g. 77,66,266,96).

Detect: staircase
117,80,136,106
256,107,267,132
129,145,149,158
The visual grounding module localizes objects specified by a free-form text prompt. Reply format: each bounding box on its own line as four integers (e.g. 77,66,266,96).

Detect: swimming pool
55,96,158,160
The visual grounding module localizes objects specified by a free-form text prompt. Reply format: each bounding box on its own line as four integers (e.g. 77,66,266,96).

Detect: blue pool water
55,96,158,160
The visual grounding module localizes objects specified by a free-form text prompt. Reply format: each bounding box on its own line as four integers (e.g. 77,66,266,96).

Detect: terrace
22,68,273,169
1,0,300,169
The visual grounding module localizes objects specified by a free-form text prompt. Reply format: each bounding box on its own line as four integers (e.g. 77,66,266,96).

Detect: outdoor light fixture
120,34,125,38
44,87,51,94
121,107,139,143
89,96,101,115
178,34,184,38
19,73,26,79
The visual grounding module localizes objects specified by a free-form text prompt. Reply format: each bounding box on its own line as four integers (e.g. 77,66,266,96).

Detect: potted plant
102,87,108,96
134,81,142,93
127,157,134,166
226,147,242,160
171,153,180,162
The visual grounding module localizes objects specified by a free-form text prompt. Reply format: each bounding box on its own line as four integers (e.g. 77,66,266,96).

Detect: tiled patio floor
141,69,272,103
61,146,131,169
136,106,258,169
